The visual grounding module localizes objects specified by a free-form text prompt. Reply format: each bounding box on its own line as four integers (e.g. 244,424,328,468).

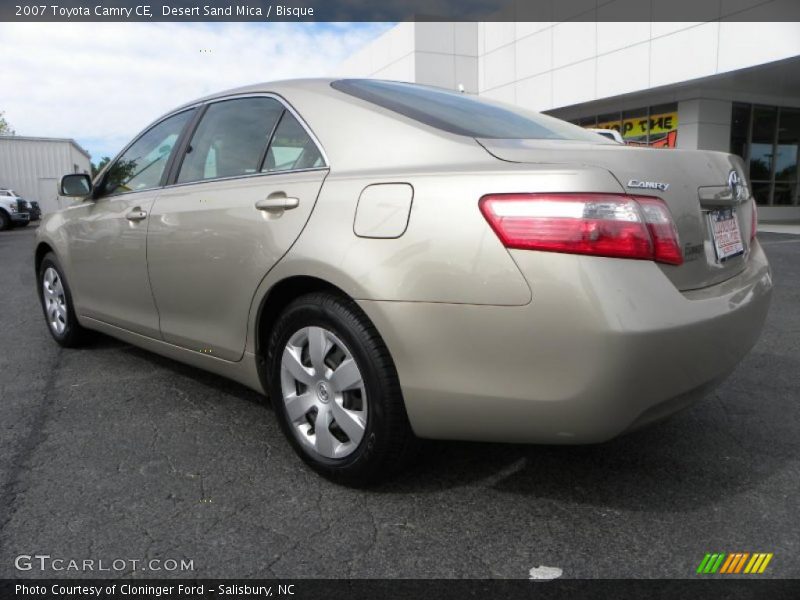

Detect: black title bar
3,0,800,22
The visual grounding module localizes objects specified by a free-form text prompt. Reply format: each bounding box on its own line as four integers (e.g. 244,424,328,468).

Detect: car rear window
331,79,603,141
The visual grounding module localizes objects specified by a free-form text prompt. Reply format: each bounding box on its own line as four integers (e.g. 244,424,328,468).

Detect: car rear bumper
358,241,772,444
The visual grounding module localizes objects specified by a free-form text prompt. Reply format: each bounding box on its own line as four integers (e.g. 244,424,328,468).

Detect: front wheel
38,253,89,347
0,211,9,231
266,292,419,485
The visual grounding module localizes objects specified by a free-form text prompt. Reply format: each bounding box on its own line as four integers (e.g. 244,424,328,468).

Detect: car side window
177,98,284,184
102,109,194,197
262,112,324,173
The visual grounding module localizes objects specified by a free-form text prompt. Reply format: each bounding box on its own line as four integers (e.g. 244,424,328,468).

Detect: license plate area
708,207,744,262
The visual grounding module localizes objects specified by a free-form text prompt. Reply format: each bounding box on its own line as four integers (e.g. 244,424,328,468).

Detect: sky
0,22,391,161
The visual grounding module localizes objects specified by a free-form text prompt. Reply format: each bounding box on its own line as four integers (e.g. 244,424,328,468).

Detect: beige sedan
37,79,772,483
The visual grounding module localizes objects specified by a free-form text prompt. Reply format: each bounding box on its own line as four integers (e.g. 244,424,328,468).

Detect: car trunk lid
477,138,754,291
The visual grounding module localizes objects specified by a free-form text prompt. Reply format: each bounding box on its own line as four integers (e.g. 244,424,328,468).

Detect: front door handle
126,208,148,222
254,197,300,212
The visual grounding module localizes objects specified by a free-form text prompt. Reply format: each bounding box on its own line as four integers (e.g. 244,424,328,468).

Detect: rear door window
262,112,324,173
177,98,284,184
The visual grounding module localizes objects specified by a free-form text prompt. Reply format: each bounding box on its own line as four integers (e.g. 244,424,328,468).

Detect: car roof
173,78,340,111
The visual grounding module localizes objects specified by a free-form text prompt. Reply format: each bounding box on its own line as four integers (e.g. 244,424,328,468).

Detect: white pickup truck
0,189,31,230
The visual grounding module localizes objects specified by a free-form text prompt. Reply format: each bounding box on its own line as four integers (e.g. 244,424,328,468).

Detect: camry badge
627,180,670,192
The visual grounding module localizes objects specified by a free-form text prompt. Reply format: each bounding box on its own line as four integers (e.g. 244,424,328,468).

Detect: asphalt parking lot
0,225,798,579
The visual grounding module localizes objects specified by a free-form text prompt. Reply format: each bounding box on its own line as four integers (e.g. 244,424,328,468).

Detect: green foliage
0,111,15,135
102,158,138,194
92,156,111,178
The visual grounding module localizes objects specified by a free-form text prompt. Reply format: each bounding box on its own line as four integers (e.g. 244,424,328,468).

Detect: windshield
331,79,605,142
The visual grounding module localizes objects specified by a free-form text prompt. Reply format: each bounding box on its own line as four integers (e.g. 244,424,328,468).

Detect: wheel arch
255,275,348,357
35,241,55,275
253,274,387,393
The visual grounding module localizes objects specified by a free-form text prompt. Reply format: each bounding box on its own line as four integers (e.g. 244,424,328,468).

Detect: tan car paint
57,190,161,338
358,242,771,443
353,183,414,239
35,79,773,444
148,169,327,361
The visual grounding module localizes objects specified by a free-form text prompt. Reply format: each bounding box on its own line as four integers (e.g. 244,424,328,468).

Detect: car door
64,109,195,337
147,96,328,361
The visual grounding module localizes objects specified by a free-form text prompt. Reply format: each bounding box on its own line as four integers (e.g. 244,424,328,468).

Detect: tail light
479,193,683,265
751,200,758,242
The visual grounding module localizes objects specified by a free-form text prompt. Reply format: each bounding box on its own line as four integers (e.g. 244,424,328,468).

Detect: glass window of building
775,108,799,206
730,103,800,206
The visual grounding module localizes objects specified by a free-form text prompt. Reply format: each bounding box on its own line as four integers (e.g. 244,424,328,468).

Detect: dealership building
339,20,800,220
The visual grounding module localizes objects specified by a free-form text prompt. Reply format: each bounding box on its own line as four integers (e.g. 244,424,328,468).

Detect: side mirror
60,173,93,197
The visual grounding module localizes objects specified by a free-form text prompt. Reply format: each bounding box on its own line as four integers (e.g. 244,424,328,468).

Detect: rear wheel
38,253,89,347
267,292,418,485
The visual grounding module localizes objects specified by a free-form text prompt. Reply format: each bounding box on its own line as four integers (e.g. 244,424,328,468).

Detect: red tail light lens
635,196,684,265
479,193,683,265
751,200,758,241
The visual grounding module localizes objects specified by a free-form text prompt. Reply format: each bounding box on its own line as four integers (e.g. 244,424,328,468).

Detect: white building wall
337,22,480,93
0,137,91,214
339,20,800,112
478,20,800,112
339,22,416,82
677,99,733,152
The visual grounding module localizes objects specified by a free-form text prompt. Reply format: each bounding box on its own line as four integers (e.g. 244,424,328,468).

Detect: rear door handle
126,208,148,222
254,197,300,212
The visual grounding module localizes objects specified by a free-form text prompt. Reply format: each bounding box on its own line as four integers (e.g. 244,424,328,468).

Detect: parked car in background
588,128,625,143
27,200,41,221
0,189,30,230
36,79,772,484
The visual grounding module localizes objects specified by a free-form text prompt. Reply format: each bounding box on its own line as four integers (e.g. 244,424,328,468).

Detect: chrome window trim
163,166,330,192
96,91,330,199
171,92,330,188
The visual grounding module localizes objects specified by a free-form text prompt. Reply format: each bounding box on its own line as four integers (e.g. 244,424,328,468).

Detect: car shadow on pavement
375,389,794,511
76,332,794,511
79,331,267,408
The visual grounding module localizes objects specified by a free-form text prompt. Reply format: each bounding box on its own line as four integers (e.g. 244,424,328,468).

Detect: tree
0,111,14,136
92,156,111,177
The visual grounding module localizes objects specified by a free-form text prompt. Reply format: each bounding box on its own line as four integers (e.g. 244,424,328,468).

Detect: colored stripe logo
696,552,773,574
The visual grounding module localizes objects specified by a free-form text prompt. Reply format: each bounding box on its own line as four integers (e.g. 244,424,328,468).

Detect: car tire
266,292,419,485
0,211,9,231
38,252,90,347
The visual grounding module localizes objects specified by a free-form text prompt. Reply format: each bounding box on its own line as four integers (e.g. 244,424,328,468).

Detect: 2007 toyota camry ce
36,79,772,483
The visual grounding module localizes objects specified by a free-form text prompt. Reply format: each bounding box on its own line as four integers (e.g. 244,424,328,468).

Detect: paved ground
0,226,798,579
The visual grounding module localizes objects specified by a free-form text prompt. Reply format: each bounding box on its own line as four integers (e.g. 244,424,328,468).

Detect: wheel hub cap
280,326,367,459
42,267,67,335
